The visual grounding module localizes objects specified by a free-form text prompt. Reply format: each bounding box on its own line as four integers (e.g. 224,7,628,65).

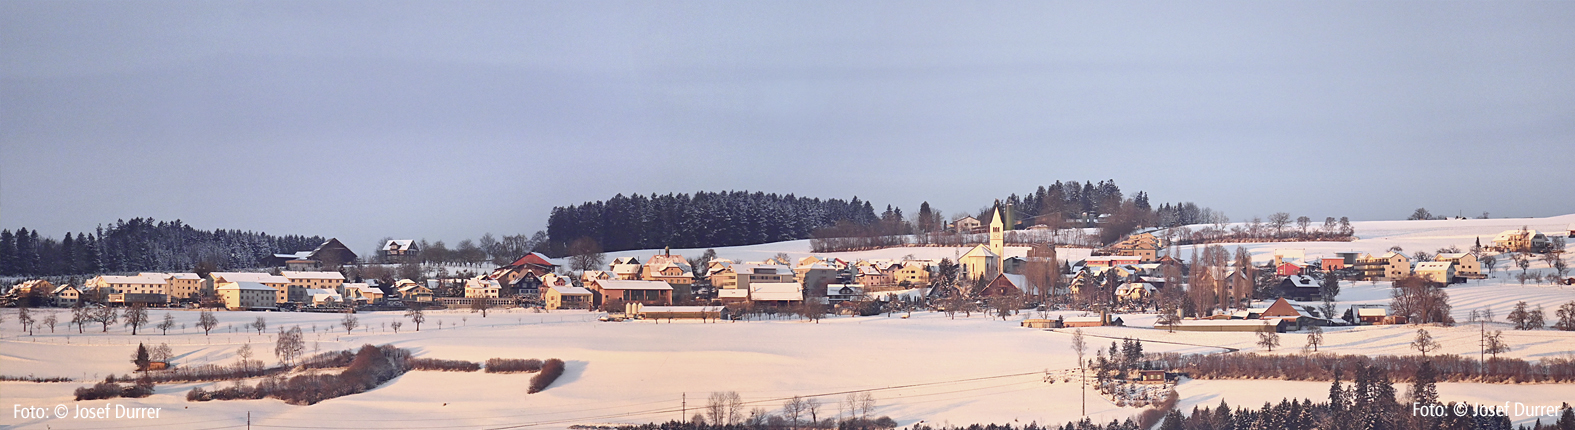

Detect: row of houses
6,270,390,311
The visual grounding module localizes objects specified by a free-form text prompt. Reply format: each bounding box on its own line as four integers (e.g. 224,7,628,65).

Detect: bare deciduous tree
567,237,606,273
275,326,304,365
405,308,426,331
1256,323,1280,352
157,313,175,335
251,317,267,334
1303,325,1323,353
123,304,149,335
1411,328,1440,357
341,312,359,334
197,310,218,335
96,306,119,333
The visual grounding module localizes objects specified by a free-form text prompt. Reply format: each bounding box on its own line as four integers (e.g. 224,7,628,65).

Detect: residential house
855,264,892,287
825,284,865,304
980,273,1030,297
489,252,558,295
1114,282,1155,301
1275,261,1306,277
1271,275,1322,301
217,281,278,310
891,261,932,287
10,280,53,297
1491,229,1550,252
952,216,981,234
544,285,593,310
589,279,673,307
794,262,840,297
1109,233,1161,262
643,252,695,286
282,271,347,303
710,264,793,291
395,279,434,302
1082,256,1142,268
1320,257,1346,271
382,240,419,261
1356,307,1388,324
581,270,613,283
1434,252,1483,279
1354,252,1410,281
748,282,803,306
209,272,290,303
344,283,384,303
465,278,502,298
52,284,80,307
1415,262,1456,284
306,288,344,306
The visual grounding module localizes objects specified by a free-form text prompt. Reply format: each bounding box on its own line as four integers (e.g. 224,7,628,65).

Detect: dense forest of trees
0,218,325,277
545,191,881,255
549,182,1214,256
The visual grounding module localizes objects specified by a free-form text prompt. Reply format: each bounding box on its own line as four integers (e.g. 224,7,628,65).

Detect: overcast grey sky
4,1,1574,254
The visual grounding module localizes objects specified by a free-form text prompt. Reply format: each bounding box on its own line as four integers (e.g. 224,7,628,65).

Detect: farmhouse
270,238,358,269
396,280,434,302
465,278,502,298
344,283,384,303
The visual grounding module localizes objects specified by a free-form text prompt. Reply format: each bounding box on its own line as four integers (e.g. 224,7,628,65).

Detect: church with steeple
959,205,1006,280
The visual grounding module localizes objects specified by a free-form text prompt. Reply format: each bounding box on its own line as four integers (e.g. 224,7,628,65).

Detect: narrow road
1044,328,1240,353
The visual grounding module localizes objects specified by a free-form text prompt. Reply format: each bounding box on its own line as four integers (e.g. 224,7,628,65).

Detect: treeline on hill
1149,351,1575,384
545,191,881,255
812,181,1223,252
0,218,325,277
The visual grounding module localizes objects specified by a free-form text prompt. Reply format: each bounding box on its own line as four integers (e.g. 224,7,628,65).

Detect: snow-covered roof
612,263,643,275
1173,318,1284,327
212,272,290,284
140,272,201,280
729,264,791,276
1357,308,1387,317
595,280,673,290
398,285,430,293
218,281,275,291
550,285,592,295
1282,275,1318,288
749,282,803,301
1435,252,1470,260
384,240,415,251
98,274,170,285
1415,262,1454,271
466,278,502,290
52,285,78,294
717,288,749,299
998,273,1029,288
826,284,864,296
281,271,346,280
344,283,382,295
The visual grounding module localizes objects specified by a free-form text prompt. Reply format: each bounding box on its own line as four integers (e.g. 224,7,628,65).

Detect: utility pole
1479,320,1486,376
1081,359,1087,416
247,411,251,430
682,393,686,424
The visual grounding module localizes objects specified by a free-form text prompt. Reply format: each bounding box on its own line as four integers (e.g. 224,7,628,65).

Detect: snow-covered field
3,214,1574,429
